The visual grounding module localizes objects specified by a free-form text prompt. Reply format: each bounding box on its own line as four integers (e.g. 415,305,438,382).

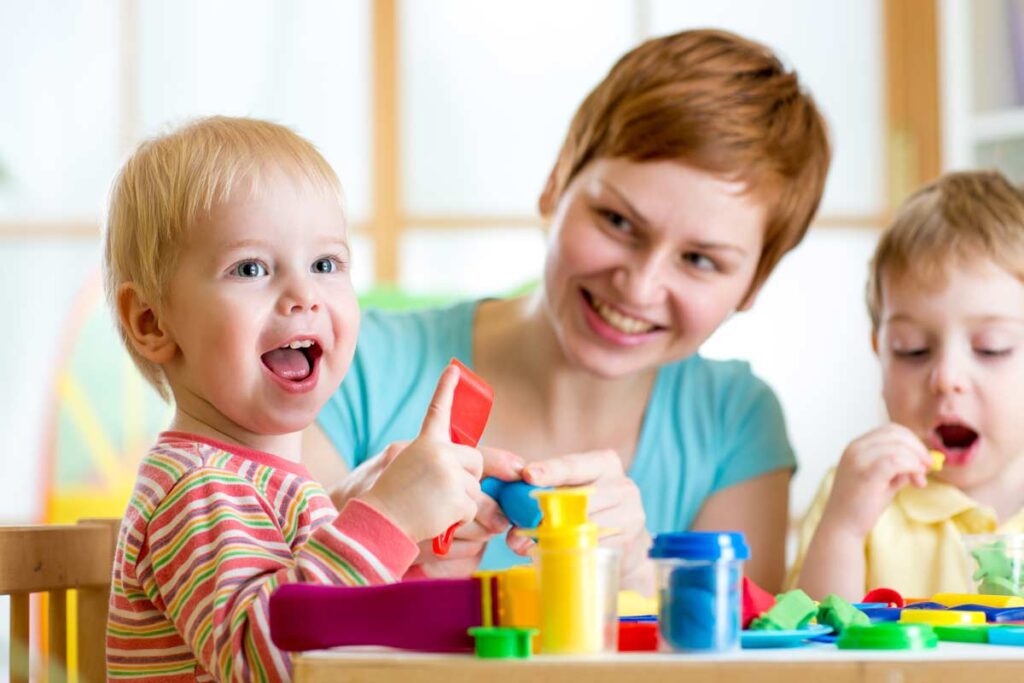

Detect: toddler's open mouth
261,339,322,382
933,423,980,467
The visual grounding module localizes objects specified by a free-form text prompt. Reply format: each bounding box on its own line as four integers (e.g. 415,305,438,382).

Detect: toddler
104,116,484,681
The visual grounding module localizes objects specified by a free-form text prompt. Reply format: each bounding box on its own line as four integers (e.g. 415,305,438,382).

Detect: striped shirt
107,432,418,682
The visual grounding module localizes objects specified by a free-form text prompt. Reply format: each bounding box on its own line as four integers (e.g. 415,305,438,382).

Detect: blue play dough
480,477,547,529
660,563,741,651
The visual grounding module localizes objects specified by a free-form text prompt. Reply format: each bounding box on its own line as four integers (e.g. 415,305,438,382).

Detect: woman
304,28,830,594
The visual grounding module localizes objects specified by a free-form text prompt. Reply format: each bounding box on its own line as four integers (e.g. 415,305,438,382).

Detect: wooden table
294,642,1024,682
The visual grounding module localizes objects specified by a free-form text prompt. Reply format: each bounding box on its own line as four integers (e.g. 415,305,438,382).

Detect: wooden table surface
294,641,1024,683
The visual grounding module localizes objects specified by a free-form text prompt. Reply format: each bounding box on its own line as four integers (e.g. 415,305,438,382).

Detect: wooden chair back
0,518,120,683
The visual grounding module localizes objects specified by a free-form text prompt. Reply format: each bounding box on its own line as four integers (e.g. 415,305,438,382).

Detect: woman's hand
521,450,653,594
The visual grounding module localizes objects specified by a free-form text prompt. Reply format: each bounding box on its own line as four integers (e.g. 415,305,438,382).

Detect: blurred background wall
2,0,1017,665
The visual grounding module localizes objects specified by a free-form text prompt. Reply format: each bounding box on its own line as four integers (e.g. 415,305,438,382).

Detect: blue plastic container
649,531,749,652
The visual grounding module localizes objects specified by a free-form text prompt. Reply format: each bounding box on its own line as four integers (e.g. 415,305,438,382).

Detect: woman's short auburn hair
866,170,1024,331
544,28,831,299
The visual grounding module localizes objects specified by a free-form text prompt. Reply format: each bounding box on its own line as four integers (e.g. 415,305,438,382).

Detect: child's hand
822,423,932,540
356,365,484,542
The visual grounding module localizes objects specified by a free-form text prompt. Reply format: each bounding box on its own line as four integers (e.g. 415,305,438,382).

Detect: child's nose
929,350,968,394
279,275,320,315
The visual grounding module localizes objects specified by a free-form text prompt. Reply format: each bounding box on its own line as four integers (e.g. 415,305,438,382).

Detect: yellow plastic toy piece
930,593,1024,608
497,566,540,631
618,590,658,618
929,450,945,472
531,488,602,654
900,609,985,626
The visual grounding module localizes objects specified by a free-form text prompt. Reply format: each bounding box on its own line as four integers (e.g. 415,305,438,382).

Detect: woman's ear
116,283,177,364
538,168,559,217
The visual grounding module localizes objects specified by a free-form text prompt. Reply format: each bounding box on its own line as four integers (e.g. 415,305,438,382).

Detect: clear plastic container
533,545,620,654
649,531,749,652
964,533,1024,598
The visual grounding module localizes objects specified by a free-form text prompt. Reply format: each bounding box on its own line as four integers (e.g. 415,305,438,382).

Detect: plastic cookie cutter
434,359,547,554
433,358,494,555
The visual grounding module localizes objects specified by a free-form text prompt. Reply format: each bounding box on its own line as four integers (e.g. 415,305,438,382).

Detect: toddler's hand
823,423,931,540
357,365,483,542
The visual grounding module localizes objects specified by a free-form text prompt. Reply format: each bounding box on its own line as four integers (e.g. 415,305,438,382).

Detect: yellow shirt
788,469,1024,598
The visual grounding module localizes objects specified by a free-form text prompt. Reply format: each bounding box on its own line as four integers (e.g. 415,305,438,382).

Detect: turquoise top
318,300,796,569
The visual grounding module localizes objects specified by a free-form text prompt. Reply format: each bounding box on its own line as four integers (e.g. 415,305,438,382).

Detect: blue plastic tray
989,626,1024,646
741,624,832,649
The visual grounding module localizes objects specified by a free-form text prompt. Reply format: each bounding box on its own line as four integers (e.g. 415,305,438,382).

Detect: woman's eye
601,210,633,233
682,252,717,272
233,261,267,278
312,257,340,274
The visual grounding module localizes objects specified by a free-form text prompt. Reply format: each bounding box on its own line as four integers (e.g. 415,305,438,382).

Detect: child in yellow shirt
793,170,1024,600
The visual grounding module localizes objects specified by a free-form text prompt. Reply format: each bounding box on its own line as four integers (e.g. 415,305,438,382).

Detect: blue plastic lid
649,531,750,560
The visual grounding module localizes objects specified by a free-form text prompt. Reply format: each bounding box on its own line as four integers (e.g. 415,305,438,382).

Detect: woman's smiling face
540,157,767,378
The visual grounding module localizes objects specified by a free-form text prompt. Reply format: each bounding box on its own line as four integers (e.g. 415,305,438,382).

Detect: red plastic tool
741,575,777,629
862,587,904,608
432,358,494,555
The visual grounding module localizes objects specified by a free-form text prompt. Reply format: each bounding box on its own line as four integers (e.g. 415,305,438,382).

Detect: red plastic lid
618,621,659,652
863,588,904,608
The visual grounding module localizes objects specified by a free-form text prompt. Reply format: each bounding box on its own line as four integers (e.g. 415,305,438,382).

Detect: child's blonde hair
867,170,1024,330
103,115,343,399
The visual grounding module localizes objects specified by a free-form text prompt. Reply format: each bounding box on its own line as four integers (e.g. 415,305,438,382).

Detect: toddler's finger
440,538,489,560
451,444,484,479
419,364,460,441
470,492,509,533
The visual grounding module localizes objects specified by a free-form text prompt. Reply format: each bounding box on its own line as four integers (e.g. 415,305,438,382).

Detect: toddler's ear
116,283,177,364
871,331,879,355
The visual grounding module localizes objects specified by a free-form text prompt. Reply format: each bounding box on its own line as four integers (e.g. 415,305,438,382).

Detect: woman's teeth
591,296,655,334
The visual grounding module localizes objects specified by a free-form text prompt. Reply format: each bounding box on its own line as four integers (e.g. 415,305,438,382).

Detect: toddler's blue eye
312,258,336,274
234,261,267,278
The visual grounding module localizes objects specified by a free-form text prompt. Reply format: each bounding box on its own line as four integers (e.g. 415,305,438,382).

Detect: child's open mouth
933,423,980,467
261,339,322,391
